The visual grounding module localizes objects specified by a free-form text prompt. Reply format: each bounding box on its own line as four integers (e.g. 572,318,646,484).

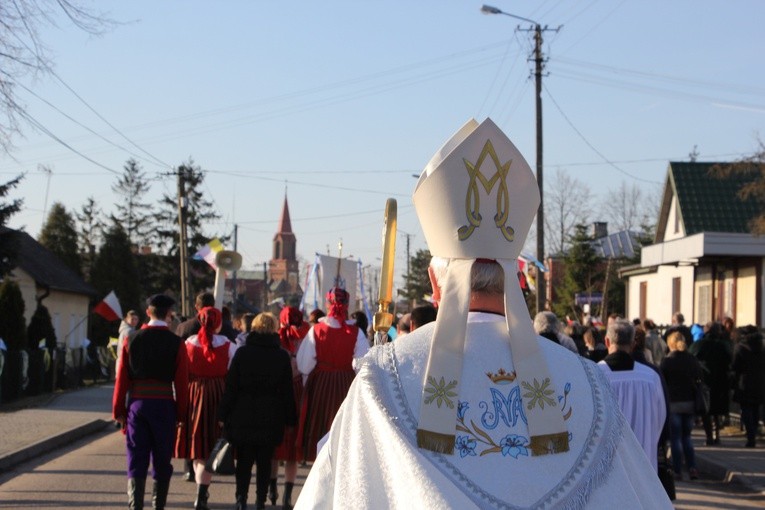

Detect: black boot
235,493,248,510
152,479,170,510
282,482,294,510
127,478,146,510
268,479,278,505
255,496,266,510
184,459,194,482
194,483,210,510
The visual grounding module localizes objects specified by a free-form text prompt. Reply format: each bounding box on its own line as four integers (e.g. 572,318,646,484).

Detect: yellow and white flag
194,238,224,269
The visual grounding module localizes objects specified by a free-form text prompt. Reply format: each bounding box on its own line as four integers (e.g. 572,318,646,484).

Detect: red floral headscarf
326,287,350,322
197,306,222,361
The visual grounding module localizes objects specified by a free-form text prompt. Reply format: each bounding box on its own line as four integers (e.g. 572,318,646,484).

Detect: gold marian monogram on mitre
458,139,516,242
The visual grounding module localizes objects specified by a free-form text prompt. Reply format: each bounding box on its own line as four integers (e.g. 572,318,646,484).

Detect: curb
696,448,765,495
0,419,111,474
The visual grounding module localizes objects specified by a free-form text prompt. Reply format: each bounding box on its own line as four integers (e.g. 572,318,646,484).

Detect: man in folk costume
113,294,189,510
296,288,370,462
270,306,312,509
295,119,672,509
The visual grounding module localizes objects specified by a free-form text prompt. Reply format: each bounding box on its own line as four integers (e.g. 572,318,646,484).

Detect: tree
75,196,103,282
544,169,593,256
26,303,56,394
552,225,602,320
0,174,24,276
38,202,81,277
0,279,27,401
90,223,141,345
710,140,765,234
402,249,432,305
0,1,113,152
156,159,224,299
111,159,154,248
605,181,660,233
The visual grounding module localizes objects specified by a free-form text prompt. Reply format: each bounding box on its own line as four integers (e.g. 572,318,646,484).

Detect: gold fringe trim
529,432,570,456
416,429,455,454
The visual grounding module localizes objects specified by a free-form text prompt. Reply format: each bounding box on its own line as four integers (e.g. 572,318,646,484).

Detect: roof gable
656,161,761,240
1,227,97,297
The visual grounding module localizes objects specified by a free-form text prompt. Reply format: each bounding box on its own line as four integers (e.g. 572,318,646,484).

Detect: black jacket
218,331,297,446
660,350,703,403
732,328,765,406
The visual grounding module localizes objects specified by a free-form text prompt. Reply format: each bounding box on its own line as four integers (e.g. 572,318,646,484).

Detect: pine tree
0,279,26,401
155,159,224,297
0,174,24,277
90,222,142,317
402,249,432,305
111,159,154,248
38,202,81,277
552,225,602,319
75,196,103,282
26,303,56,394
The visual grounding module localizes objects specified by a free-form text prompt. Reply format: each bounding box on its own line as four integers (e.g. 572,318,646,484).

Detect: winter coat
660,350,703,405
691,333,732,415
732,328,765,406
218,331,297,446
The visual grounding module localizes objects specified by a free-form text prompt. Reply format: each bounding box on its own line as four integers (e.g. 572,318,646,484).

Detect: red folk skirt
298,368,356,462
273,375,304,462
174,374,226,461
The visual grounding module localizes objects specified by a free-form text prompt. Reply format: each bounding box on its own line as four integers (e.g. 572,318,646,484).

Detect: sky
3,0,764,294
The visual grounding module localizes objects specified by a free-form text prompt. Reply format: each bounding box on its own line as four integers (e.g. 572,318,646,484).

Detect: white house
621,162,765,327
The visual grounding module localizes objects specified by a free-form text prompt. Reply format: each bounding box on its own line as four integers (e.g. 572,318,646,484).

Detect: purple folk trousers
125,398,176,481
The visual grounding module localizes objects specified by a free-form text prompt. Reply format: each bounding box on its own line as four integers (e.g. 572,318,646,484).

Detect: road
0,429,762,509
0,428,306,508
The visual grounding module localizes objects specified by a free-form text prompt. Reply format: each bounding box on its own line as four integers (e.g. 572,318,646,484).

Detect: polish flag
93,291,123,322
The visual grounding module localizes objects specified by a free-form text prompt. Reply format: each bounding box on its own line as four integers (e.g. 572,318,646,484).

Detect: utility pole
482,4,560,314
177,169,191,318
231,223,238,314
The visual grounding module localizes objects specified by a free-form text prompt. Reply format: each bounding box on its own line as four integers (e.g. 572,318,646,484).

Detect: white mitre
412,117,568,456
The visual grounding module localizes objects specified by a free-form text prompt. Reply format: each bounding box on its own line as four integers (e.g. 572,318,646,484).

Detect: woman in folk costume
296,287,370,462
175,306,237,510
268,306,311,509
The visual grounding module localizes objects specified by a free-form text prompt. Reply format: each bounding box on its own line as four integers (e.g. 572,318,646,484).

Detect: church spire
277,193,293,234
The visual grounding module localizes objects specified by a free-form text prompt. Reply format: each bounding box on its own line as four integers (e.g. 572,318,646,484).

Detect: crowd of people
110,118,765,509
112,288,421,510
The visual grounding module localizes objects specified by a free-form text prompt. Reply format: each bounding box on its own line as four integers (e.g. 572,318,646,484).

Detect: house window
639,281,647,320
698,284,711,324
674,199,680,234
672,277,681,315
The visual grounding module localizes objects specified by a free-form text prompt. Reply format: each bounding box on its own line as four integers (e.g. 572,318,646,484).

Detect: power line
543,83,661,184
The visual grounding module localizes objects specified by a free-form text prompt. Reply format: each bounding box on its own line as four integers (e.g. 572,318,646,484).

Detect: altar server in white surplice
598,318,667,471
294,118,673,509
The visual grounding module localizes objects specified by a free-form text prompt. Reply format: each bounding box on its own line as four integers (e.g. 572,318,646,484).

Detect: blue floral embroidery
500,434,529,459
457,401,469,420
455,435,478,458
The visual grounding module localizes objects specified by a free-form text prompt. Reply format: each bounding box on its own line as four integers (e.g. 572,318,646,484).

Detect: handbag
657,444,676,501
694,379,710,415
205,437,235,475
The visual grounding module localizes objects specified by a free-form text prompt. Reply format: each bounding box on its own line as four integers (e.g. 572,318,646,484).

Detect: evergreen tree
26,303,56,394
75,196,104,282
0,279,26,350
0,174,24,277
156,159,224,298
552,225,602,319
111,159,154,248
402,249,432,305
38,202,81,277
90,222,142,321
0,279,26,401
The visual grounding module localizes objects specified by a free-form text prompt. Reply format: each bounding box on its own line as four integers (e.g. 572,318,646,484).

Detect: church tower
268,194,300,295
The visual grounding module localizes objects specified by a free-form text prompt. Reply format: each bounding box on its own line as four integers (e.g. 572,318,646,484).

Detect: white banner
302,254,361,313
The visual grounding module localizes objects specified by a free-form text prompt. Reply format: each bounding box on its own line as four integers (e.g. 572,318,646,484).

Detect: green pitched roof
669,161,761,235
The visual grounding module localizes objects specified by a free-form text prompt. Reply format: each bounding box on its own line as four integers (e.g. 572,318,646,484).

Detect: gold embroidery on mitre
485,368,517,384
457,139,515,242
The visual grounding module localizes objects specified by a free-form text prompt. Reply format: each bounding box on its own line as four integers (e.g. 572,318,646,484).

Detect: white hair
429,257,504,295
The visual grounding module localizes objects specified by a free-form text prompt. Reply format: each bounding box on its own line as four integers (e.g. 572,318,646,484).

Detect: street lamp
481,4,549,314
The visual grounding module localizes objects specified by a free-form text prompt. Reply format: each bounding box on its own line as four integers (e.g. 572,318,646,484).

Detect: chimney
591,222,608,239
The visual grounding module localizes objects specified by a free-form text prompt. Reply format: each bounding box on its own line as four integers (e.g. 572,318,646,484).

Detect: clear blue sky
3,0,764,291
